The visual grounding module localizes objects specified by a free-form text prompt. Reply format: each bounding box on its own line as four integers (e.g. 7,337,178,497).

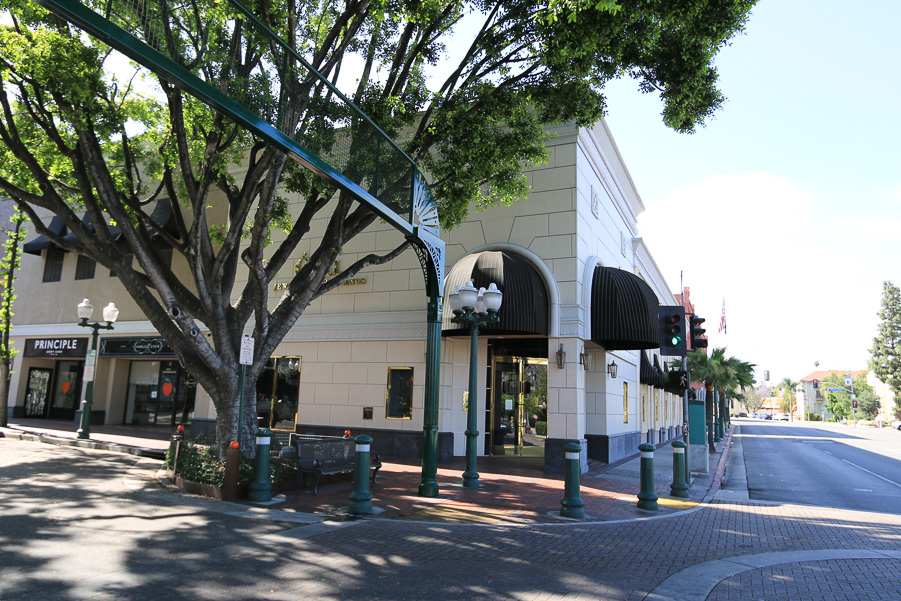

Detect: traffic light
813,379,819,389
658,306,686,356
852,399,858,409
690,315,708,349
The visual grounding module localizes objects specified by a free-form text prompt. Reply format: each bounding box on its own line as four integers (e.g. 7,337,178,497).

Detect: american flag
718,298,727,334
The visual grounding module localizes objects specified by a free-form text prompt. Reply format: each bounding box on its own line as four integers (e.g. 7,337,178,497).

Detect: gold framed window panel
386,367,414,419
623,382,629,423
256,356,301,431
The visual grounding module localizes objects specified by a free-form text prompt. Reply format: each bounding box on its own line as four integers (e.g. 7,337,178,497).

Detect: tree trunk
0,360,8,427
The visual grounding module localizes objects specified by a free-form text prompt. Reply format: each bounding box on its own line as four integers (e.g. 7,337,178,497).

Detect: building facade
8,120,685,470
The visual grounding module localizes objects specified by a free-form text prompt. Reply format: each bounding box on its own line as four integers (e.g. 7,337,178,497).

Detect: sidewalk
0,418,732,524
5,420,900,601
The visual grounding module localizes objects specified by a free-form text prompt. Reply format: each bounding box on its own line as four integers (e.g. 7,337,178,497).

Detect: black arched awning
640,351,666,388
22,216,66,256
442,250,548,336
23,199,177,255
591,266,659,350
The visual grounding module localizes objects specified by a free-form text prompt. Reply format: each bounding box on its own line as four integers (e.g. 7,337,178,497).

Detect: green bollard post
248,428,272,503
560,442,585,519
637,443,659,511
670,440,690,499
348,435,373,515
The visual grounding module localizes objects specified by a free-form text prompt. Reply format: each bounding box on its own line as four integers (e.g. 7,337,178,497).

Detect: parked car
894,420,901,430
763,414,773,420
774,412,790,421
738,412,748,418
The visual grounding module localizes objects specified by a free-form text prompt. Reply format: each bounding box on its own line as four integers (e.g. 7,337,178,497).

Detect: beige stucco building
8,119,686,470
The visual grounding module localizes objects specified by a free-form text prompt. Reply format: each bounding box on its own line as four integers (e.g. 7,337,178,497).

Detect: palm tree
688,348,756,450
688,348,730,452
779,377,800,418
724,356,756,426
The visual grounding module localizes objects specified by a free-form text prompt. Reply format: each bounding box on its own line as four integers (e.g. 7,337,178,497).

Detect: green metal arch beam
35,0,419,239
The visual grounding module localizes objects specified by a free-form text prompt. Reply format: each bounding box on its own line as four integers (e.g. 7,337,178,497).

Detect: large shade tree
0,0,757,447
822,372,879,422
869,281,901,419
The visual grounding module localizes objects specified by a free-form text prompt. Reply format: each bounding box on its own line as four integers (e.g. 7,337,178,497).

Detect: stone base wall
295,424,454,461
543,437,588,473
689,443,709,473
585,431,643,464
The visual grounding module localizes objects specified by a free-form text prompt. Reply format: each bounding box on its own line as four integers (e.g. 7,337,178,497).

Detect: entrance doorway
490,356,548,456
23,362,83,420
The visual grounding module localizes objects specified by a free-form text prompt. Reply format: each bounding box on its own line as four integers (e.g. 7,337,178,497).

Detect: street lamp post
76,298,119,439
449,281,502,489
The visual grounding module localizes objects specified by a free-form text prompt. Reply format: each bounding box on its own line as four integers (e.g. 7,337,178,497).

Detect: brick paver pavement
707,558,901,601
3,422,900,601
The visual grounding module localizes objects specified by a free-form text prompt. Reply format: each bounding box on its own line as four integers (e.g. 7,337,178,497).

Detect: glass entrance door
24,368,53,418
490,356,548,456
48,361,82,420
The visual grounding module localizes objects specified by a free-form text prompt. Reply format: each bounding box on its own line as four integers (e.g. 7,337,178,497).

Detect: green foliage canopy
822,373,879,421
869,281,901,419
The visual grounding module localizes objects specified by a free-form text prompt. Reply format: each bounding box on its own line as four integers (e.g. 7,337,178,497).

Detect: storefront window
124,360,195,426
386,367,413,419
256,357,300,430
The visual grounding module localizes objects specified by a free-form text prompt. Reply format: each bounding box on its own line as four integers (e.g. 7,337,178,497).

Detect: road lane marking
842,459,901,489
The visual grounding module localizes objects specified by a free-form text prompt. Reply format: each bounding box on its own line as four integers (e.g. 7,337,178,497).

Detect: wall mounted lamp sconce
607,360,618,379
579,347,592,371
556,344,566,369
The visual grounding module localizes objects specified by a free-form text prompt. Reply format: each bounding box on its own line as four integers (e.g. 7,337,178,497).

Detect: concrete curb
644,548,901,601
0,427,166,459
703,426,734,503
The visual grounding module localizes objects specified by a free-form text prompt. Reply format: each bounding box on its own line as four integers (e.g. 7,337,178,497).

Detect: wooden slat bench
294,436,381,495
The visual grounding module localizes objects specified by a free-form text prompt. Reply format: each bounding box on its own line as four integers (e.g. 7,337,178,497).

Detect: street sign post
238,336,255,444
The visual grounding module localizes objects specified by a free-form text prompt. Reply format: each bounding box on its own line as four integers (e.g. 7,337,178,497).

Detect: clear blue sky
603,0,901,385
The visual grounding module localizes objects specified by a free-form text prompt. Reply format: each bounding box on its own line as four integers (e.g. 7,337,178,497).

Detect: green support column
636,443,659,511
349,435,374,514
419,296,442,497
461,319,481,488
559,442,585,519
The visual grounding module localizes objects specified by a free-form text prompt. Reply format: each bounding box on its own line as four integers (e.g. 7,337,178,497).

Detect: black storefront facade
99,337,197,428
16,335,195,428
20,337,89,421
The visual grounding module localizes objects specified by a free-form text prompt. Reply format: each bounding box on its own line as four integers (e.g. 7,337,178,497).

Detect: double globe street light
448,280,502,489
76,298,119,440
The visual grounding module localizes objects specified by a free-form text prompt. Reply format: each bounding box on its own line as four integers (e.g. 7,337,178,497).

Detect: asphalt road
736,419,901,514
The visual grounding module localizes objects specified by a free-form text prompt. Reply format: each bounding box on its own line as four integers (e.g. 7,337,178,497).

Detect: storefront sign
24,338,88,358
100,337,175,357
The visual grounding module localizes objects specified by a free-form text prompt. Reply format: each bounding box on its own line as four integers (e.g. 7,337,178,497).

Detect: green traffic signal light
658,306,686,356
665,313,683,347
